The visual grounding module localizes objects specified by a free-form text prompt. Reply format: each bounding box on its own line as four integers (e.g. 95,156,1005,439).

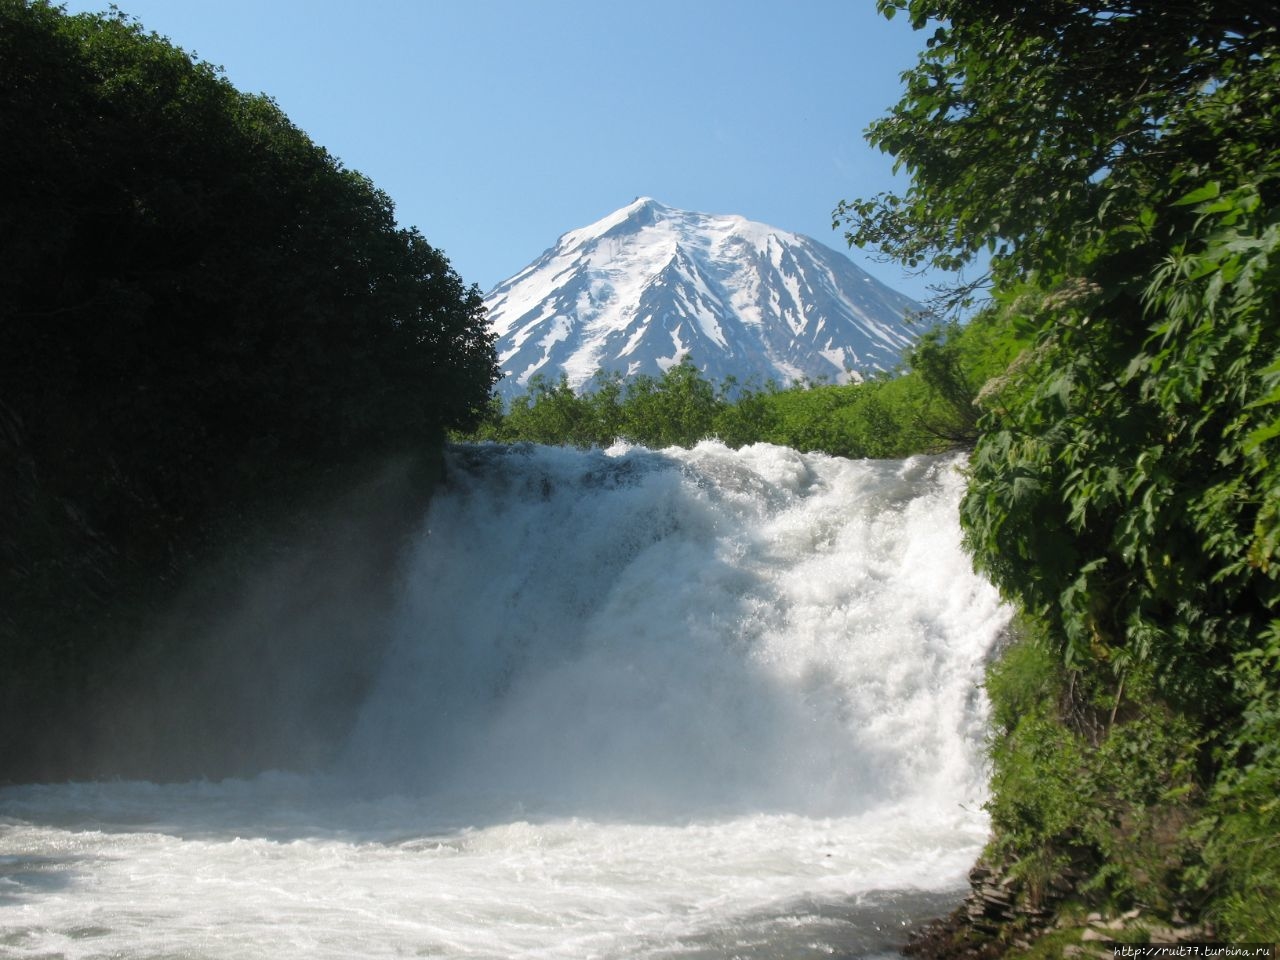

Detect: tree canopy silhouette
0,0,497,775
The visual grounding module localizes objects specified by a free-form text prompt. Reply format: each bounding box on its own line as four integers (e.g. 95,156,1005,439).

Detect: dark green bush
0,1,496,779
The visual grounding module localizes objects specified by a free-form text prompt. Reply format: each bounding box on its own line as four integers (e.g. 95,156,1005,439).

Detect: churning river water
1,441,1010,959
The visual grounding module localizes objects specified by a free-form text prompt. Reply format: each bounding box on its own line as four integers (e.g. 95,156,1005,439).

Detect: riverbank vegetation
461,311,1024,457
838,0,1279,942
0,2,497,780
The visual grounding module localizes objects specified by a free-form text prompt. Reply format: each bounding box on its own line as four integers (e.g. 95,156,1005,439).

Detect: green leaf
1173,182,1221,207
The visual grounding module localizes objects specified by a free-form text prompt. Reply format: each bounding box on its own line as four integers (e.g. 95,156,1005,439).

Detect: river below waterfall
0,441,1010,959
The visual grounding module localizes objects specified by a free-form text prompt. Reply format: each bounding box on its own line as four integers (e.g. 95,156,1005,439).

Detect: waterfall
0,441,1011,959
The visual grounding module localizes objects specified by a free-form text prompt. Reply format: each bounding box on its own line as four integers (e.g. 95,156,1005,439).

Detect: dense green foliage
983,623,1207,916
842,0,1279,937
0,1,497,778
470,361,732,450
466,314,1024,457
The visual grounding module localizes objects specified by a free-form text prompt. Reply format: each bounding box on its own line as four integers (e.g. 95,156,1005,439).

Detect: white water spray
0,442,1010,959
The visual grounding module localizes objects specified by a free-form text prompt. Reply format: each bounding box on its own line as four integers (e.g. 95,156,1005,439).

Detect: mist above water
0,441,1011,959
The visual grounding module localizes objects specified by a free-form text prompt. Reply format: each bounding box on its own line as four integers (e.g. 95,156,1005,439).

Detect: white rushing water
0,441,1010,959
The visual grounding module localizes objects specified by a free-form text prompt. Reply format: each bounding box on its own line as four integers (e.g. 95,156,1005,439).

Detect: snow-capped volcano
485,198,920,398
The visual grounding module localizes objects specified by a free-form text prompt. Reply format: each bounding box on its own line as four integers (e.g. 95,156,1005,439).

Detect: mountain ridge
485,198,921,398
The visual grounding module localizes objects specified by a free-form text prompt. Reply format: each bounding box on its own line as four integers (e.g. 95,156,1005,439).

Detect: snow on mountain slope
485,198,921,399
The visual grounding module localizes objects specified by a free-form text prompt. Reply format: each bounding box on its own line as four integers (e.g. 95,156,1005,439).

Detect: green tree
711,376,782,448
2,2,496,529
838,0,1279,283
0,1,497,777
501,374,599,446
619,357,724,447
584,369,627,443
842,0,1280,933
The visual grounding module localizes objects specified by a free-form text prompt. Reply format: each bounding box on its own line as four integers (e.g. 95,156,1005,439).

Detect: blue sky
59,0,937,301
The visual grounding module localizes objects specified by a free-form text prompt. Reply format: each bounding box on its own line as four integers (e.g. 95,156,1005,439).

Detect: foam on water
0,441,1011,959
